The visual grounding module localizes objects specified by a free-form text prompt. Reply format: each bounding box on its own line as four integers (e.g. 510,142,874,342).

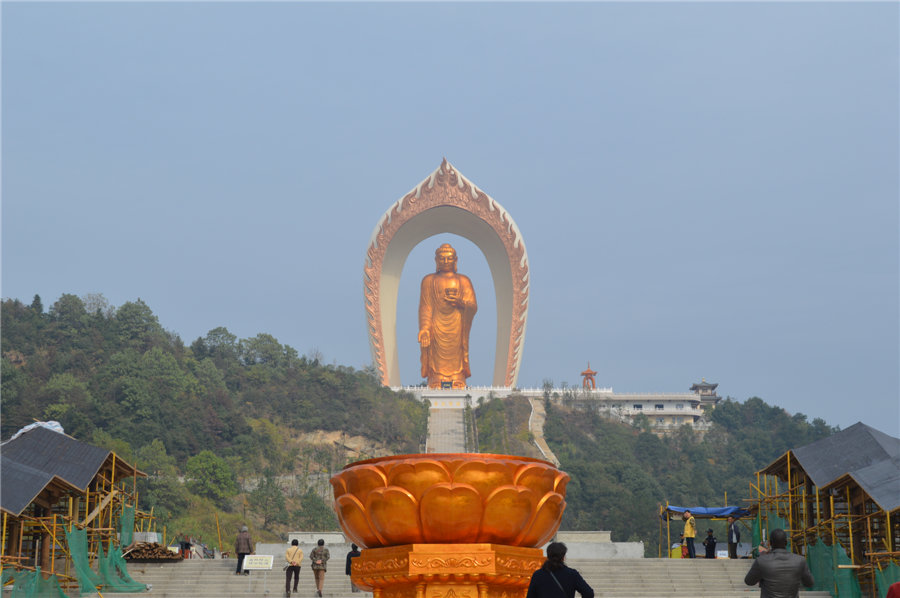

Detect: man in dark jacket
234,526,253,575
703,529,717,559
727,516,741,559
345,544,361,593
744,529,814,598
526,542,593,598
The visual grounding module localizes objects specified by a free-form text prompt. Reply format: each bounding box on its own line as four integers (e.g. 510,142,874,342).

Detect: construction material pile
124,542,182,561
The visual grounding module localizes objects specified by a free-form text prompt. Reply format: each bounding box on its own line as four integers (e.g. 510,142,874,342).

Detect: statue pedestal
353,544,543,598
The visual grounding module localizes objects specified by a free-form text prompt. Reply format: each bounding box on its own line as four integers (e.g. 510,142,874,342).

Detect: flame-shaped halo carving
364,159,530,388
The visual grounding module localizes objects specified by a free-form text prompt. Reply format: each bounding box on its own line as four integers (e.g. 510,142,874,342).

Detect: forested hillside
551,398,836,554
2,293,838,555
1,294,428,543
474,394,835,556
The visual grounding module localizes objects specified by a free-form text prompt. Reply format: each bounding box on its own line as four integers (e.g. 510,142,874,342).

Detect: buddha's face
435,250,457,273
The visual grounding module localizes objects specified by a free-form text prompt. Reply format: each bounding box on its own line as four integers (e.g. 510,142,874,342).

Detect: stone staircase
567,558,832,598
425,407,466,453
93,556,834,598
103,558,354,598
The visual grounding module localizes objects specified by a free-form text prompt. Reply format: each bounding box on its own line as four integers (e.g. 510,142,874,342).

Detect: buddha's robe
418,271,477,388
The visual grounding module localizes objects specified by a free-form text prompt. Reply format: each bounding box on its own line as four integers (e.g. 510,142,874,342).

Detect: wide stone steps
90,557,833,598
104,559,349,598
567,559,831,598
426,408,466,453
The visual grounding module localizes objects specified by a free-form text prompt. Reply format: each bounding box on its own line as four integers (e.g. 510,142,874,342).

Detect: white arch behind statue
364,159,529,388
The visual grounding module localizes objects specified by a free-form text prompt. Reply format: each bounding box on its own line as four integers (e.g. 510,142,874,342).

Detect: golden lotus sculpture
331,453,570,598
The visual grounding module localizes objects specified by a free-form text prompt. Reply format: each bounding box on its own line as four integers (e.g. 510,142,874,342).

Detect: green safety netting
9,568,68,598
97,540,145,593
2,568,15,587
65,527,104,594
752,509,790,557
807,539,862,598
874,561,900,598
119,506,135,547
65,526,146,594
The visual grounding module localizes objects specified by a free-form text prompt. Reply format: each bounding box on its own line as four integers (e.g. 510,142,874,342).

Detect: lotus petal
387,460,451,501
439,457,472,477
554,472,570,495
420,483,482,543
367,486,422,545
516,492,566,547
454,460,516,497
515,464,557,495
345,464,388,501
481,485,536,543
335,494,384,548
330,476,348,498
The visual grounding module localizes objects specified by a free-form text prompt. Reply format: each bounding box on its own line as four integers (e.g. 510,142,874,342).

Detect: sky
2,2,898,436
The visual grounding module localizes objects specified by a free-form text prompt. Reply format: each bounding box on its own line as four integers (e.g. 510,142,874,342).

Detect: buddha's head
434,244,458,273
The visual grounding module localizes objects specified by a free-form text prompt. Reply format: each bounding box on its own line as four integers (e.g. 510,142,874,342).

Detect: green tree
115,299,165,349
42,372,95,438
136,439,190,526
293,489,339,531
91,429,135,463
185,450,237,509
249,470,288,529
49,294,86,323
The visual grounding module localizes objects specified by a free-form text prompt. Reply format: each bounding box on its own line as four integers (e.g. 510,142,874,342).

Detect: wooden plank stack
124,542,183,561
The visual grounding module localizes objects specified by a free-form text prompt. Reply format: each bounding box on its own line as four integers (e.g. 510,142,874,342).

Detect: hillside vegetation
474,393,835,555
1,294,428,544
3,293,837,556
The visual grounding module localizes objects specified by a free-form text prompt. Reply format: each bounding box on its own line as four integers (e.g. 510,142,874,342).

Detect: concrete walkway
527,396,560,465
425,408,466,453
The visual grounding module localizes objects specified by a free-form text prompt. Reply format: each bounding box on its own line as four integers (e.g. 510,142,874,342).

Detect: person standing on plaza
703,529,717,559
178,532,192,559
727,516,742,559
744,529,814,598
285,539,303,596
310,539,330,597
682,510,697,558
234,525,253,575
345,544,361,593
526,542,593,598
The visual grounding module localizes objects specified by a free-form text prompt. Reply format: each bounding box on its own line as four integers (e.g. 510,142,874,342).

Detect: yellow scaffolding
1,452,151,591
748,451,899,597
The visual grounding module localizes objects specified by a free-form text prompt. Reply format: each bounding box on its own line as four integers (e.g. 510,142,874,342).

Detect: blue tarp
663,506,753,519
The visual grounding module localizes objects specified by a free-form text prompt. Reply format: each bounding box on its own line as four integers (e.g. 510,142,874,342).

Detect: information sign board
242,555,274,570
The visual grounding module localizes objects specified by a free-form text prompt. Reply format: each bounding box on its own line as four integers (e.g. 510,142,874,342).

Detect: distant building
396,379,722,433
557,379,721,433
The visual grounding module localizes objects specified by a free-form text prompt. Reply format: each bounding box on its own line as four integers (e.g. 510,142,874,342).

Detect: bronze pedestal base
352,544,543,598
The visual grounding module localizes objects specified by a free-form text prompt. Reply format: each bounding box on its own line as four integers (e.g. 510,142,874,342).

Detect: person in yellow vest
285,539,303,597
682,510,697,558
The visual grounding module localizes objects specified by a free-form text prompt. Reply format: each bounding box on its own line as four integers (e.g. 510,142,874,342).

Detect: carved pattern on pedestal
358,557,410,574
494,556,542,573
430,589,474,598
410,556,493,569
364,158,530,387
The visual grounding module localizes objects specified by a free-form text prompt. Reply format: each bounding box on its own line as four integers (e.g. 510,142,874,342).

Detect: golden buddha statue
418,243,477,389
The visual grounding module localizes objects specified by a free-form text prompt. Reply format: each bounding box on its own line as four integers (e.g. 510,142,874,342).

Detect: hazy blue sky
3,2,897,436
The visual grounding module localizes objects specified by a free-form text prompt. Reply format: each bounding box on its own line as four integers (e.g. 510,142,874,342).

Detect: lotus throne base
351,544,543,598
